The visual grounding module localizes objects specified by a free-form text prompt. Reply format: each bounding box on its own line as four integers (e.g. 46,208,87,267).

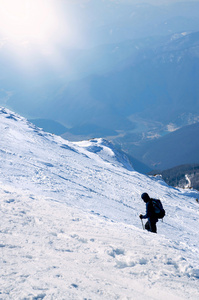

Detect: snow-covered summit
1,107,199,299
75,138,134,171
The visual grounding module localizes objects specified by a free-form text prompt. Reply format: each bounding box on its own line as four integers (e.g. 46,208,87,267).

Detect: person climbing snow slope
139,192,165,233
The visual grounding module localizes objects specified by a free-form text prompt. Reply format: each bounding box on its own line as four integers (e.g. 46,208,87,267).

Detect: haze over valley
1,0,199,172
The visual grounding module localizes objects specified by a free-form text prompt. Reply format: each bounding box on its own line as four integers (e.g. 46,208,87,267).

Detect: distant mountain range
2,30,199,142
29,119,68,135
1,1,199,173
149,164,199,191
28,118,151,174
130,122,199,171
29,116,199,174
37,31,199,137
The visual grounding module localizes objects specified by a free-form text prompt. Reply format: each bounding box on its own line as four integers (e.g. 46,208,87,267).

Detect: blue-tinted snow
0,107,199,299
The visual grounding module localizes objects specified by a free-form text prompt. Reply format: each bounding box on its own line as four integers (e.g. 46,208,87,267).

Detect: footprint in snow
107,247,148,269
71,283,79,289
115,257,148,269
70,234,88,243
42,162,54,168
5,199,15,203
107,247,125,258
32,294,46,300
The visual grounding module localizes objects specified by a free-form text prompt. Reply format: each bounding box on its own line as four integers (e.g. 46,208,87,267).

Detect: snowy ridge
1,107,199,299
75,138,134,171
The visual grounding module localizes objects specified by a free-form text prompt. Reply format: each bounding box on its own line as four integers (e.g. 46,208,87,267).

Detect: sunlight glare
0,0,60,44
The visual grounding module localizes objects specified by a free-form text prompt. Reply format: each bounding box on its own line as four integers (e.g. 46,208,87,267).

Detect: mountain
1,107,199,299
13,30,197,147
130,122,199,170
149,164,199,191
60,31,199,129
62,123,117,139
58,1,199,47
28,119,151,174
45,30,199,170
29,119,68,135
1,1,199,143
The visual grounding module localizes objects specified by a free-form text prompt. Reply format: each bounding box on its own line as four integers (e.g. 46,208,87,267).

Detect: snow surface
0,107,199,300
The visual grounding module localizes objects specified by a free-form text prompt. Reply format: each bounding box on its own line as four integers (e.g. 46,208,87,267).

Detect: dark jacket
142,199,158,223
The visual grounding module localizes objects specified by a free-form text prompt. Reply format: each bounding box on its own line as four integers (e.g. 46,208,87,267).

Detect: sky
0,0,198,70
0,0,85,48
0,0,199,135
1,0,198,49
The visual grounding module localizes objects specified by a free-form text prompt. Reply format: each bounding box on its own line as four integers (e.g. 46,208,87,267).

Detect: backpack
151,199,165,219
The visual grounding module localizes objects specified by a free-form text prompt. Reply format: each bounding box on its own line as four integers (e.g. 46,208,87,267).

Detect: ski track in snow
0,107,199,299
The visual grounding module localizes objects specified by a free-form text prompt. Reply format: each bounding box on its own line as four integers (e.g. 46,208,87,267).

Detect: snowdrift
0,107,199,299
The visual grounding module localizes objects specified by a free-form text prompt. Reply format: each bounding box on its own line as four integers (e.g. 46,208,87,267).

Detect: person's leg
150,222,157,233
145,221,150,231
145,220,157,233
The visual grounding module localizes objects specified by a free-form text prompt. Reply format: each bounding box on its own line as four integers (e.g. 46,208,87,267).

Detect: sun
0,0,59,44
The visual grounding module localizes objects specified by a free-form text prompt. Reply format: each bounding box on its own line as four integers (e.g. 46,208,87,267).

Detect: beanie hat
141,193,150,203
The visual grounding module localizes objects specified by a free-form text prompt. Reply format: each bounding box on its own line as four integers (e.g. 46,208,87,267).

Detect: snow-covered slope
1,107,199,299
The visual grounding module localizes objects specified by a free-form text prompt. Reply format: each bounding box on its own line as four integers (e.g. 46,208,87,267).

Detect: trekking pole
141,218,144,230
